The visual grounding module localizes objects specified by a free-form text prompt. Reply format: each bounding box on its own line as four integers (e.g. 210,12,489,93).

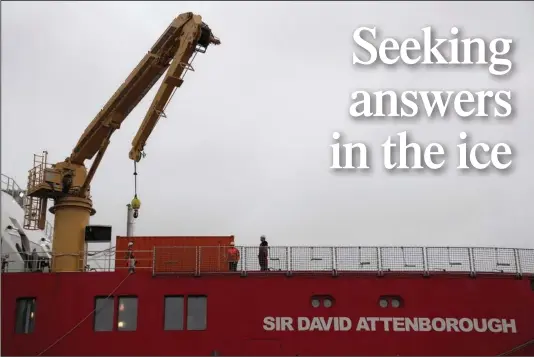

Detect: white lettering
298,317,309,331
432,318,446,332
340,317,352,331
381,317,393,331
494,91,512,117
263,316,275,331
352,27,378,65
367,317,379,332
474,318,488,332
351,26,513,76
348,90,513,119
356,317,370,331
446,318,460,332
330,132,369,170
296,317,351,331
459,318,473,332
281,317,294,331
381,132,445,170
501,319,517,333
263,317,517,333
263,316,294,331
419,318,431,332
393,317,405,332
405,317,419,332
489,318,503,333
457,132,513,170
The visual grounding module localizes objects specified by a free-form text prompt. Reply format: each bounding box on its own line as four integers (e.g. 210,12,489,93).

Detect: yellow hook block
131,195,141,210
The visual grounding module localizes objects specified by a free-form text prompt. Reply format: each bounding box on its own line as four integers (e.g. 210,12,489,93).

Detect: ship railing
81,249,155,272
2,246,534,277
1,174,25,207
1,173,54,240
0,250,155,273
1,250,52,273
152,246,534,277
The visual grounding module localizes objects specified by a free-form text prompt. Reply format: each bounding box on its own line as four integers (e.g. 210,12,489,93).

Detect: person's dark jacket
259,241,268,257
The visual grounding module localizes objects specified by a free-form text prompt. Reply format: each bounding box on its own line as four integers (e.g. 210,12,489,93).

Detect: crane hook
131,195,141,218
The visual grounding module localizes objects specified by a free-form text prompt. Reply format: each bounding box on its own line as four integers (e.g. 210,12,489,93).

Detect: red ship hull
3,270,534,356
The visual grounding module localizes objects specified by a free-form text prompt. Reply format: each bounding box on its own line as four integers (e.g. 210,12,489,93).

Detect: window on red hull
15,297,36,334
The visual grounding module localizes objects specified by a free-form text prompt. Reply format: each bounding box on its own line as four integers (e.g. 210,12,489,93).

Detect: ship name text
262,316,517,333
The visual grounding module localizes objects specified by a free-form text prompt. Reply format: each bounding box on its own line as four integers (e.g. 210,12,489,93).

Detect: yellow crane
22,12,221,273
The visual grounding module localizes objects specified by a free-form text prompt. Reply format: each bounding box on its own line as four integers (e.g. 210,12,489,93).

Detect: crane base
49,196,96,272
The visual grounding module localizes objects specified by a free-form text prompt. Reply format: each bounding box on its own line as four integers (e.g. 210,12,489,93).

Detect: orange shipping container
115,236,235,274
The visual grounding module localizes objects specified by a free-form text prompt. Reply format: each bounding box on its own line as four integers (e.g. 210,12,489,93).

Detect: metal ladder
23,152,48,230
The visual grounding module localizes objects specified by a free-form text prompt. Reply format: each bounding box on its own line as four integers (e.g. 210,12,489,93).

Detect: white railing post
513,249,522,277
423,247,429,276
378,247,383,276
286,247,290,274
468,248,475,277
243,246,247,274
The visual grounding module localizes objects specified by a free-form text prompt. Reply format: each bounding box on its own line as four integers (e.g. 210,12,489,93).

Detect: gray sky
2,1,533,248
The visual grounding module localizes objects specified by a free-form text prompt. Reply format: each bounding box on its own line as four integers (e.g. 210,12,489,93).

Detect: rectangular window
15,298,36,334
164,296,184,330
94,296,114,331
187,296,207,331
117,296,138,331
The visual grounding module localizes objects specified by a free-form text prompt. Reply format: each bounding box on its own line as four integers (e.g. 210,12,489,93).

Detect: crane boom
23,12,220,273
129,16,219,162
70,12,219,165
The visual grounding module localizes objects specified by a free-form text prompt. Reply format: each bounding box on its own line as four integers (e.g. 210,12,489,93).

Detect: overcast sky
2,1,533,249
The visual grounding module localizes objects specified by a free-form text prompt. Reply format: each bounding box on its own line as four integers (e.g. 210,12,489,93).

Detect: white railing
152,246,534,277
1,174,54,239
3,246,533,277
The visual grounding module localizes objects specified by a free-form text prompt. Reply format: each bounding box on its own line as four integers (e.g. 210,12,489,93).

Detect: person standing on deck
125,241,136,273
227,242,240,272
258,235,269,271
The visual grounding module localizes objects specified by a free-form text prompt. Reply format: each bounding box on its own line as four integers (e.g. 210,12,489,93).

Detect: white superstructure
1,174,52,272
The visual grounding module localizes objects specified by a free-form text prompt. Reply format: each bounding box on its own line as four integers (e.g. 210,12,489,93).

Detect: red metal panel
244,340,282,356
115,236,234,272
2,272,534,356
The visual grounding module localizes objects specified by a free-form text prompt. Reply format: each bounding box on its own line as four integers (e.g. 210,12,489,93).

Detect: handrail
180,245,533,277
1,173,54,239
5,246,533,276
